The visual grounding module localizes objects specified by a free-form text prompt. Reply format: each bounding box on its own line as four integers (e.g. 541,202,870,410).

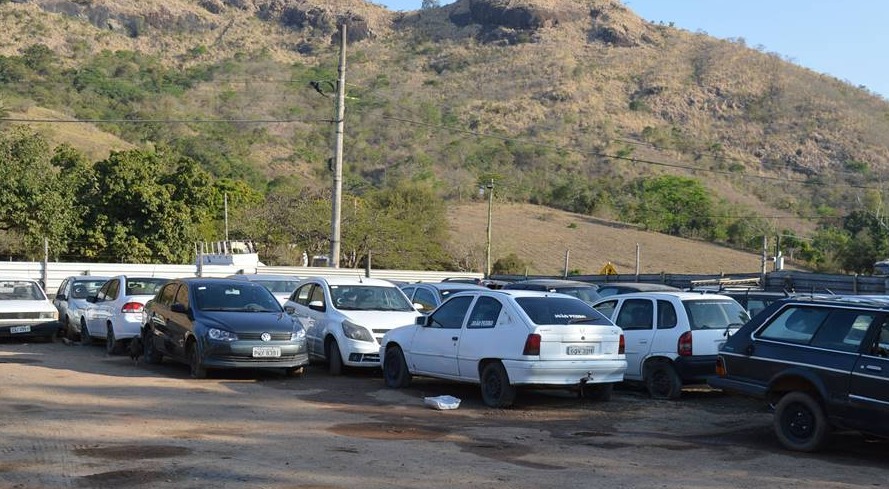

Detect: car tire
142,329,163,365
480,361,516,408
285,366,305,378
383,346,412,388
188,341,207,379
327,340,343,376
582,382,614,402
105,324,122,355
644,360,682,400
774,391,830,452
80,319,92,346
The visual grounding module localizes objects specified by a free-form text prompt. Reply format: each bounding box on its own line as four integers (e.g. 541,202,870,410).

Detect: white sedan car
83,275,168,354
0,278,58,341
380,290,627,407
284,277,422,375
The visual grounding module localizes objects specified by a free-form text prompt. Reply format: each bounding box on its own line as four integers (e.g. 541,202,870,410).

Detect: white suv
284,277,422,375
592,292,748,399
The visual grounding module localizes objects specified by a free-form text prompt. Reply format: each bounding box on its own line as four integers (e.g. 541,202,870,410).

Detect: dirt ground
1,338,887,489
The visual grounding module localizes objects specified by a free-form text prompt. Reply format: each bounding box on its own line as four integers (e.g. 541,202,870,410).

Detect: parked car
381,290,626,407
53,275,109,340
592,292,749,399
283,277,422,375
0,278,58,341
709,296,889,452
595,282,680,298
400,282,488,314
227,274,302,305
718,289,790,318
503,279,601,304
141,277,308,378
83,275,168,354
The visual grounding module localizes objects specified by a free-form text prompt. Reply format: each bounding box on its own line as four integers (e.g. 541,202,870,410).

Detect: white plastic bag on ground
423,395,461,410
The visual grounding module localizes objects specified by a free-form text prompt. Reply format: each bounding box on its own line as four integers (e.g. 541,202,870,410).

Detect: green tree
625,175,714,238
492,253,528,275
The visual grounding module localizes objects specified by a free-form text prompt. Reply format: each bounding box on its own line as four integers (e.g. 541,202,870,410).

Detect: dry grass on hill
448,202,770,276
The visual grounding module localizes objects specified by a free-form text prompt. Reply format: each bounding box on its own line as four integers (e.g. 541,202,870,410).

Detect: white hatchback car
284,277,422,375
0,278,58,341
592,292,749,399
83,275,169,354
381,290,627,407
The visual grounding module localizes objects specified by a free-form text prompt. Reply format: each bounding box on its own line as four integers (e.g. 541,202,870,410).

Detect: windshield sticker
555,314,589,319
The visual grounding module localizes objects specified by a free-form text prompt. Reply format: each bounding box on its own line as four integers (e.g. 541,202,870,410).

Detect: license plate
252,346,281,358
567,345,596,355
10,325,31,334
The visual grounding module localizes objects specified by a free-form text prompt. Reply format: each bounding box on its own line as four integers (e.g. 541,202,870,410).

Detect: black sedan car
141,278,309,378
502,279,601,304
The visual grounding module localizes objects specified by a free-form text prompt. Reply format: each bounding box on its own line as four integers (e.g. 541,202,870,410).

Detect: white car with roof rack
592,291,749,399
380,289,626,407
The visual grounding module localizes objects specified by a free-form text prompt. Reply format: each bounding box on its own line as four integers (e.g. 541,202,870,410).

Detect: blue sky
375,0,889,99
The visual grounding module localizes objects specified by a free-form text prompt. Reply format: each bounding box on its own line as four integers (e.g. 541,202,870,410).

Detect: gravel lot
1,338,887,489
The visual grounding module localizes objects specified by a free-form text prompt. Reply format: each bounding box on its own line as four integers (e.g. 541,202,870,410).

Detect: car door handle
638,340,648,344
451,336,459,341
863,365,883,372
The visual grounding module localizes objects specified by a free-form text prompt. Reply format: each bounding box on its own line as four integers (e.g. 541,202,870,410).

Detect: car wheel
188,341,207,379
80,319,92,346
105,324,122,355
480,361,516,408
327,340,343,376
383,346,412,388
285,366,305,378
142,329,163,365
582,382,614,402
65,317,78,341
644,360,682,399
774,391,830,452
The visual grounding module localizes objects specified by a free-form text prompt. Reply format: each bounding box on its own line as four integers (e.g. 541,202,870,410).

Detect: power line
0,117,327,124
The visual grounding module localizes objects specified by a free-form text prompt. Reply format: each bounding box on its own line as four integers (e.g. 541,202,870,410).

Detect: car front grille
237,332,292,341
0,312,42,320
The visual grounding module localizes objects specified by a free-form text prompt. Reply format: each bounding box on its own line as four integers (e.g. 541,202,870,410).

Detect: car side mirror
308,300,325,312
171,303,188,314
56,294,67,301
416,316,429,326
284,305,295,314
86,295,97,303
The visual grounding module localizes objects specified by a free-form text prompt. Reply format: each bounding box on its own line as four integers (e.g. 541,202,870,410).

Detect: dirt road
0,339,886,489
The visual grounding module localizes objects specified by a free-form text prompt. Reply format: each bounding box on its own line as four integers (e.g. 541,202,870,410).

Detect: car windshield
256,279,300,294
71,280,106,299
194,283,283,312
683,299,750,330
552,286,601,303
515,297,613,325
0,281,44,301
126,278,168,296
330,285,414,311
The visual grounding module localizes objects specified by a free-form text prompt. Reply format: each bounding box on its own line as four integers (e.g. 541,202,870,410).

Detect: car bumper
202,341,310,370
341,339,382,368
673,355,719,383
502,359,627,386
112,313,143,340
0,321,58,339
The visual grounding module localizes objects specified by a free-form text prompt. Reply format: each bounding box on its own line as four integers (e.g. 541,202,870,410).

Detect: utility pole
484,179,494,278
330,23,347,268
224,192,229,242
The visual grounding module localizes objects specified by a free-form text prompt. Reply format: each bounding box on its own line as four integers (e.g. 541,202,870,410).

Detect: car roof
227,274,300,281
66,275,111,281
449,289,584,300
505,279,597,288
597,282,680,290
407,282,488,291
301,276,399,287
596,291,738,301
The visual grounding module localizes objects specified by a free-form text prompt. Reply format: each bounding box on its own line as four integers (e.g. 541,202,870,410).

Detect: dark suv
709,297,889,452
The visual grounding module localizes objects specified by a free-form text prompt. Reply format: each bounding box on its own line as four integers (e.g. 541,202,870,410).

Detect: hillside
1,0,888,270
448,202,768,275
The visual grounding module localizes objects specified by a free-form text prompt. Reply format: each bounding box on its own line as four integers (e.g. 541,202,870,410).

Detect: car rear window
71,280,106,299
126,278,168,296
515,297,612,326
682,299,749,330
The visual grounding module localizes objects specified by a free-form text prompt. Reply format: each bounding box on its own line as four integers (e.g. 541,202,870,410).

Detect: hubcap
785,403,814,440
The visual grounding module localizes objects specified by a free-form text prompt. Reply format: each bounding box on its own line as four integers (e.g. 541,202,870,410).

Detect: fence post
41,238,49,291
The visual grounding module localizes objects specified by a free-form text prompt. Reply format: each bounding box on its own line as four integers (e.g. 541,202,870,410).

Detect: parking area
0,338,887,489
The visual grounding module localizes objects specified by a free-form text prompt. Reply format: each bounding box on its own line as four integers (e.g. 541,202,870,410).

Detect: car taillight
618,334,625,355
523,334,541,355
121,302,143,313
715,356,726,377
678,331,693,356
